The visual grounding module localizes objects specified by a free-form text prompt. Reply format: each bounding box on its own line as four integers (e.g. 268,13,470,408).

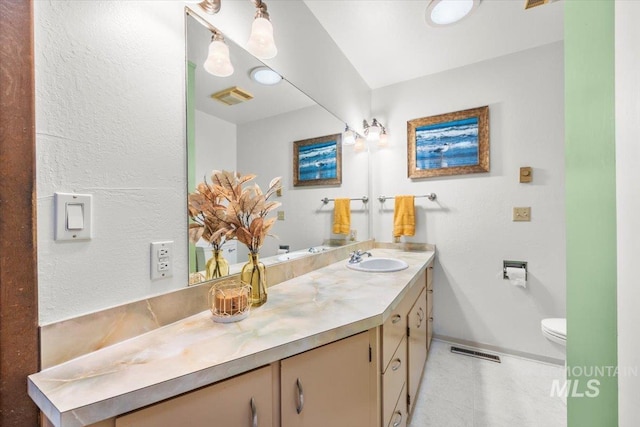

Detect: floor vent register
450,346,501,363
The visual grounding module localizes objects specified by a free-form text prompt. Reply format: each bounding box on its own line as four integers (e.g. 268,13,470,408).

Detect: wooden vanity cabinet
280,331,375,427
115,365,273,427
380,262,434,426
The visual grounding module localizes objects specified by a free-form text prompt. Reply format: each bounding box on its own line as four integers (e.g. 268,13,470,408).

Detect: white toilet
541,318,566,346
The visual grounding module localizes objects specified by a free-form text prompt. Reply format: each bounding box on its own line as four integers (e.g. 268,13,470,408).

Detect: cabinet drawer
381,304,408,371
386,384,407,427
382,336,406,427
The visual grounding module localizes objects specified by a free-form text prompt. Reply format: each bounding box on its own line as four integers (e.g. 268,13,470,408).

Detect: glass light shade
204,39,234,77
378,132,389,147
247,17,277,59
342,129,356,145
427,0,477,26
366,124,381,142
354,136,366,153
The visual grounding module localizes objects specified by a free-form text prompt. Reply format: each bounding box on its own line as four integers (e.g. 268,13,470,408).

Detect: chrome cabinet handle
391,358,402,371
392,410,403,427
250,397,258,427
391,314,402,324
296,378,304,414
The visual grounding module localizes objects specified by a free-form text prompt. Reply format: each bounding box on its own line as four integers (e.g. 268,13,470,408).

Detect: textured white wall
371,42,566,359
616,2,640,424
35,1,371,324
237,105,369,261
35,1,187,324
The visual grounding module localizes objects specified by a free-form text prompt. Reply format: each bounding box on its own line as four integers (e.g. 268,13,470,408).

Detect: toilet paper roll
505,266,527,288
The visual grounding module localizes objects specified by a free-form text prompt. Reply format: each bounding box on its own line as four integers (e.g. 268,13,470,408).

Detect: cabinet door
407,287,428,416
281,332,371,427
427,262,434,352
116,365,273,427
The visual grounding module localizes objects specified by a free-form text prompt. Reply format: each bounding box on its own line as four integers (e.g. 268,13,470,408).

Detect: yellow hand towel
332,198,351,235
393,195,416,237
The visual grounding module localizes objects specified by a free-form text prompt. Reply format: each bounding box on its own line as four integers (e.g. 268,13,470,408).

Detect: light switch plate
54,192,92,241
513,207,531,222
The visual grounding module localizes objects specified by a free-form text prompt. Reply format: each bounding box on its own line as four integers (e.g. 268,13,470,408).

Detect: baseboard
433,334,565,366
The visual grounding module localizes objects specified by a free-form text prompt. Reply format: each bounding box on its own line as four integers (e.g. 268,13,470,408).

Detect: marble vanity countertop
28,248,434,427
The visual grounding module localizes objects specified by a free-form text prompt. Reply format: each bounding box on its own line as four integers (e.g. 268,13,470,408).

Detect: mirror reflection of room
186,13,369,285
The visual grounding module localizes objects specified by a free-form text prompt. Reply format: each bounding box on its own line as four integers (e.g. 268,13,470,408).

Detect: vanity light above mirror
198,0,278,59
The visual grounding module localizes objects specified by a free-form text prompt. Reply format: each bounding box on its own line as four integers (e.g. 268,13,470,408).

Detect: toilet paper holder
503,260,527,280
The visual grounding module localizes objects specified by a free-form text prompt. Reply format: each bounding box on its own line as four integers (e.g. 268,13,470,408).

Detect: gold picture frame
293,133,342,187
407,106,489,179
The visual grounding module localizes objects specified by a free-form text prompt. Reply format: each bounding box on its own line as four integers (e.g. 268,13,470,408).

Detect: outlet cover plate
513,207,531,222
151,241,173,279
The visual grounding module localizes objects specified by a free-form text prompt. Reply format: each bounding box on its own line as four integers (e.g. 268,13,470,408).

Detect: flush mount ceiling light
250,66,282,85
247,0,278,59
425,0,480,26
203,31,234,77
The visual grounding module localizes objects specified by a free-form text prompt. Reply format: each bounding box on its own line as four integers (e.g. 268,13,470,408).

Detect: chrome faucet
308,247,320,253
348,250,372,264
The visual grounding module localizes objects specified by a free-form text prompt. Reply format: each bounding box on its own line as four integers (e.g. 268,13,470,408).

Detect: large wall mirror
186,11,370,285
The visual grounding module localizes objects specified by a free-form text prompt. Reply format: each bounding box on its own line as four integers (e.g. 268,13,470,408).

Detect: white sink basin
347,257,409,272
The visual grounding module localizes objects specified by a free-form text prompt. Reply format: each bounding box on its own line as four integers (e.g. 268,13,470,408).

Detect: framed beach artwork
293,133,342,187
407,106,489,178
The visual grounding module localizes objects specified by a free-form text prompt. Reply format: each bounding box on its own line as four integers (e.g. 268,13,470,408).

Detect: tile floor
409,340,567,427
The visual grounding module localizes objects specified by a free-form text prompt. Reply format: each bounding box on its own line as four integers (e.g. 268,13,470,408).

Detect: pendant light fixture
203,31,234,77
247,0,278,59
198,0,221,15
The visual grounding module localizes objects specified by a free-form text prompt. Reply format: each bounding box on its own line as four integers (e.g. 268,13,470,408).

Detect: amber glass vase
240,253,267,307
205,250,230,280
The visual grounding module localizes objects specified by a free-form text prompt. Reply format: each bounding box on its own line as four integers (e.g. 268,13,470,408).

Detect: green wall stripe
565,1,617,426
187,61,196,273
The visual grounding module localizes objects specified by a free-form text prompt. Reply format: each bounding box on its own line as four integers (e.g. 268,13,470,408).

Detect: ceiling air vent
524,0,549,9
211,86,254,106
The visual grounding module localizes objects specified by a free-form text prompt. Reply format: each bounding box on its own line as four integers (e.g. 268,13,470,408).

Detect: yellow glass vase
240,253,267,307
205,250,230,280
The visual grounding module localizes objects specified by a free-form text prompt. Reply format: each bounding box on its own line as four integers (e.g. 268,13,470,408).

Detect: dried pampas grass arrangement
188,170,282,254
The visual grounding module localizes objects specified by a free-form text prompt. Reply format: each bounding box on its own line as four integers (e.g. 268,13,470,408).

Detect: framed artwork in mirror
293,133,342,186
407,106,489,179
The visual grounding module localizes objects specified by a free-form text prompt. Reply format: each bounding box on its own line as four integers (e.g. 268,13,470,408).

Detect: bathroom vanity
29,246,435,427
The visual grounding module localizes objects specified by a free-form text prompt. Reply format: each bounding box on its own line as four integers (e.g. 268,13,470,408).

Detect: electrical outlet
151,241,173,279
513,207,531,222
277,211,285,220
